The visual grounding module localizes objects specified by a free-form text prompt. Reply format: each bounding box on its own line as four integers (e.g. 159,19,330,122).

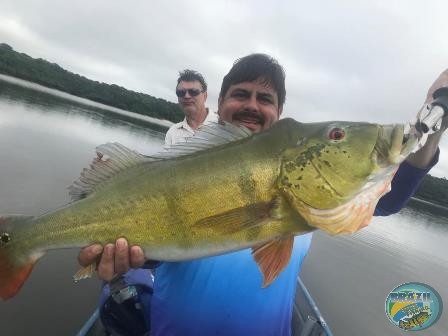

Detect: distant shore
0,74,173,129
0,43,183,123
407,197,448,218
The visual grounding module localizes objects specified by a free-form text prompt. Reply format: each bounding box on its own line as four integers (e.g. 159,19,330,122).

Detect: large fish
0,118,417,300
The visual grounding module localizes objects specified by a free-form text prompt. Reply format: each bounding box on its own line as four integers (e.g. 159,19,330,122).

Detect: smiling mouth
233,111,265,130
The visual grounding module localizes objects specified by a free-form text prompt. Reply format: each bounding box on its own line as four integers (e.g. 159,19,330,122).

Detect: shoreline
0,74,173,129
407,197,448,218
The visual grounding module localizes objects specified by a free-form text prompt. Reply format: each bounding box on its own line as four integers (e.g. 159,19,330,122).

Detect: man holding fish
76,54,447,335
0,54,446,335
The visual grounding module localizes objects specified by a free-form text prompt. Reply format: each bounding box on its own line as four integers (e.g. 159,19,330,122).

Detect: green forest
0,43,447,209
0,43,183,122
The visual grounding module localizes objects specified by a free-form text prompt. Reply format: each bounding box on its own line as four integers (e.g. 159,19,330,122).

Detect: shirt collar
181,108,217,131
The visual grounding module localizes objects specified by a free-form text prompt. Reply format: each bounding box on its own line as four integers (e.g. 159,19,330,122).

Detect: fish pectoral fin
252,235,294,288
193,201,279,234
72,263,96,283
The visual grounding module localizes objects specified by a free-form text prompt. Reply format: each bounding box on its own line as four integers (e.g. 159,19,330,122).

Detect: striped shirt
164,109,217,148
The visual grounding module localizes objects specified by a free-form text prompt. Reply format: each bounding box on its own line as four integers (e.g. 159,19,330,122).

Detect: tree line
1,43,447,210
413,175,448,208
0,43,183,122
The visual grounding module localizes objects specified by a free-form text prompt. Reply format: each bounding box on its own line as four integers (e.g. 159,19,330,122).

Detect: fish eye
0,232,11,245
328,127,345,141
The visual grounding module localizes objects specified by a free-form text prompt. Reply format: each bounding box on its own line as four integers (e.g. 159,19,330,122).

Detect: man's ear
204,91,208,101
217,97,223,119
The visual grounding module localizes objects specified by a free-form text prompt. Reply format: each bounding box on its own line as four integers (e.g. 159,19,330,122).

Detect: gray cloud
0,0,447,177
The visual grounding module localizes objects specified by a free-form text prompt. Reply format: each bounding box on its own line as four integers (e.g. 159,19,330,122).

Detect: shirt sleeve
164,127,174,148
374,149,440,216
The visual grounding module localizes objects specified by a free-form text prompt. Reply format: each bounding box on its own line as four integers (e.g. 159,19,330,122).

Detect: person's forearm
406,131,443,169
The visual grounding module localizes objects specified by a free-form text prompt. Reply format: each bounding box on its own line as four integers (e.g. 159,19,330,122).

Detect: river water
0,77,447,335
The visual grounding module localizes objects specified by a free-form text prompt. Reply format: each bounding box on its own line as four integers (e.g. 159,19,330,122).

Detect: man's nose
244,94,259,112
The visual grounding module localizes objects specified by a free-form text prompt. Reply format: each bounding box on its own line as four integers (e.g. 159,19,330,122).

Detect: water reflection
0,78,166,215
0,78,165,152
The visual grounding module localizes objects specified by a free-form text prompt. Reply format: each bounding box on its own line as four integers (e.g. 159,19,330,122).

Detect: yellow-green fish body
399,311,431,329
0,118,417,299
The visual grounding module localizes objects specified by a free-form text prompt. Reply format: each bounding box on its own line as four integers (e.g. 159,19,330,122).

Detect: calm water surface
0,78,447,335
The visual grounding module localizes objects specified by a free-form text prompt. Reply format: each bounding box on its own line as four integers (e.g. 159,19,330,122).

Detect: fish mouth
374,124,419,168
232,111,265,131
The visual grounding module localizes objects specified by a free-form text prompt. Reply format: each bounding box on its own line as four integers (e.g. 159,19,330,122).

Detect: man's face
218,78,282,133
176,80,207,116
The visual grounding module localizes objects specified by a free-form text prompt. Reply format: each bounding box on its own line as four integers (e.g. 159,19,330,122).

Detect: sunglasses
176,88,203,98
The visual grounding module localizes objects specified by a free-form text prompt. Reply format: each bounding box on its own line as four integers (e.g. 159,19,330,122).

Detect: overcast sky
1,0,447,177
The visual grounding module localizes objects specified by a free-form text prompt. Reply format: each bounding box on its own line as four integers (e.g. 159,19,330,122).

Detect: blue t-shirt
105,151,438,336
151,234,312,336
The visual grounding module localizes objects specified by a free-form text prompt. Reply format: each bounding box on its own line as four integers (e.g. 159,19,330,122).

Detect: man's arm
375,69,448,216
406,68,448,168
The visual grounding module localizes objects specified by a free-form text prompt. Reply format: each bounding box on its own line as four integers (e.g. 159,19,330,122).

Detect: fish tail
0,215,41,300
398,319,410,329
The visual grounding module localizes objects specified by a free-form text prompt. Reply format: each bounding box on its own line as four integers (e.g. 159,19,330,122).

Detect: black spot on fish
281,176,292,188
285,161,296,173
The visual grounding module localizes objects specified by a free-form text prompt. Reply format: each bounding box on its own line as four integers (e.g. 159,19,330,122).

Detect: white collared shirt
164,109,217,148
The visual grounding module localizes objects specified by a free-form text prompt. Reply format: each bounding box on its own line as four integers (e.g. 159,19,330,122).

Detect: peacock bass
0,118,418,300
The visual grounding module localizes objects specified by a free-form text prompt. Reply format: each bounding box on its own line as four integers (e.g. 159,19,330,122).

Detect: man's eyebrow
230,88,250,94
257,92,275,99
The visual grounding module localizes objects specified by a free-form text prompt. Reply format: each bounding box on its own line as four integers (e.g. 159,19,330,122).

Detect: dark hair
219,54,286,108
177,69,207,92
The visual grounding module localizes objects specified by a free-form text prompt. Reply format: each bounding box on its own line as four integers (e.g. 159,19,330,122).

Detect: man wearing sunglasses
165,69,216,147
79,54,447,335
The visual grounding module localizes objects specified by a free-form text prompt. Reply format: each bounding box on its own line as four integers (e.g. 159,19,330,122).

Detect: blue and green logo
385,282,443,331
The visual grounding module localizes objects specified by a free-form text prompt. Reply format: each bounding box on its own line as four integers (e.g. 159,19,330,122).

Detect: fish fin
193,200,279,234
68,143,150,201
252,235,294,287
69,123,253,201
0,215,41,300
72,263,96,283
152,121,253,159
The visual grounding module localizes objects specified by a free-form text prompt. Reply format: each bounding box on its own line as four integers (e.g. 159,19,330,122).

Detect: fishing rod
415,87,448,134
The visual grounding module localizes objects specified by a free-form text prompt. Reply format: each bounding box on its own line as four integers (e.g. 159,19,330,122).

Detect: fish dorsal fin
68,143,150,201
68,123,252,201
152,121,253,159
252,235,294,287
